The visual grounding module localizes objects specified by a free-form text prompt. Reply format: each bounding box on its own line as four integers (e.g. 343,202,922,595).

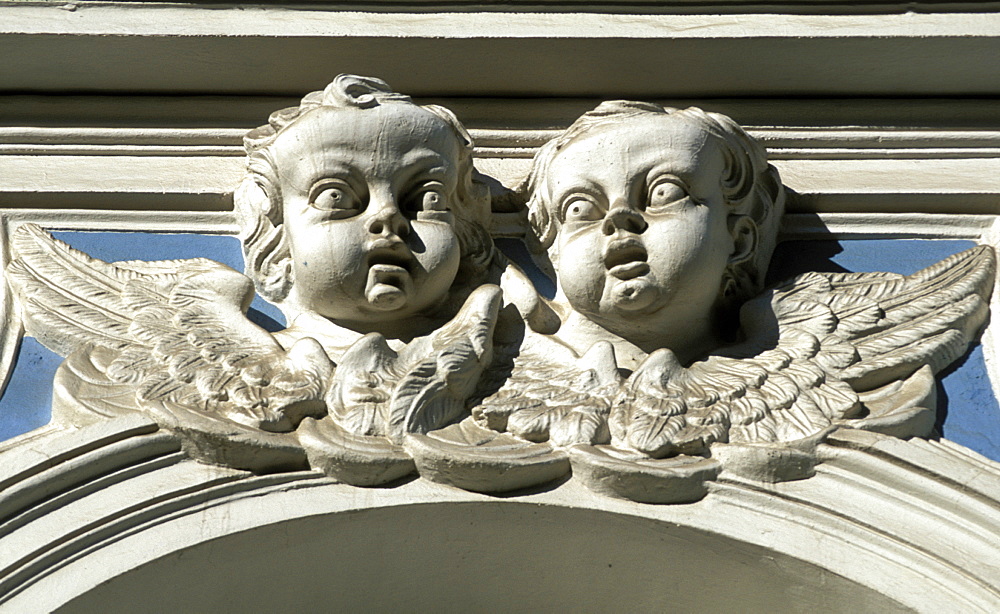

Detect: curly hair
234,74,495,306
523,100,785,308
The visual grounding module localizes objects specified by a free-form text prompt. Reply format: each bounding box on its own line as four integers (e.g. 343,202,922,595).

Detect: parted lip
604,238,649,281
604,238,648,269
367,239,413,272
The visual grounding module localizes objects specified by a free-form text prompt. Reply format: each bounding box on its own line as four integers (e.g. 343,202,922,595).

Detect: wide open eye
563,196,603,222
309,180,363,217
647,178,688,213
417,188,448,212
405,182,451,219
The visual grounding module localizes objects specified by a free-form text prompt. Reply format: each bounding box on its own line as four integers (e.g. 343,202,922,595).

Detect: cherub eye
563,197,602,222
309,181,362,217
405,182,451,219
647,178,688,212
418,189,447,212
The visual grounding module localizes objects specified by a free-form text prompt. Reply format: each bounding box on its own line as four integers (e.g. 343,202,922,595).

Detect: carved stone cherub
521,101,784,368
232,76,510,455
6,75,504,476
235,74,499,351
463,101,995,501
4,83,995,504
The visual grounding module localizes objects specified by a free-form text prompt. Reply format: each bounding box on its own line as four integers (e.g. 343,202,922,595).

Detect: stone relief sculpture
5,76,995,504
434,101,996,501
8,75,505,479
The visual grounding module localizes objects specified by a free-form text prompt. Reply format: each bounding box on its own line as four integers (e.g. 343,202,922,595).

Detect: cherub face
544,114,734,342
274,104,463,328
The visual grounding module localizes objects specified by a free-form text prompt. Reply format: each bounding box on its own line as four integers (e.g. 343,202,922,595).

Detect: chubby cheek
291,221,368,293
647,208,730,301
409,221,461,287
554,225,607,309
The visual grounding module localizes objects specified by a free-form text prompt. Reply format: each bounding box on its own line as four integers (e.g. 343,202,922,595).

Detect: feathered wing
324,284,502,443
294,285,503,487
801,246,995,390
6,224,332,432
611,245,996,457
473,337,621,447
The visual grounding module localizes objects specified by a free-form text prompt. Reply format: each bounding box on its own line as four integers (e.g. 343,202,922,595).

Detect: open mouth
604,239,649,280
367,242,413,275
366,242,414,294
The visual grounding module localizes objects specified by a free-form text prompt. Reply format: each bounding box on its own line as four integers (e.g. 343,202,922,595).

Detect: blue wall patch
0,337,61,441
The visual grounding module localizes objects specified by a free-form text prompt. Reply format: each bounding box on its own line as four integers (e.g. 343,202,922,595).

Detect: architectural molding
0,209,990,243
4,124,1000,215
6,95,1000,130
0,210,238,235
0,416,998,611
4,5,1000,98
780,213,998,240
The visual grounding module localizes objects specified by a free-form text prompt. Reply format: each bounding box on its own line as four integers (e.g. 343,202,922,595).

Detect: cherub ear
527,195,556,251
235,174,294,303
727,215,758,267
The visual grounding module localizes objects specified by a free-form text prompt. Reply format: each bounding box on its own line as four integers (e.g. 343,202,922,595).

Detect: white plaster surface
2,4,1000,609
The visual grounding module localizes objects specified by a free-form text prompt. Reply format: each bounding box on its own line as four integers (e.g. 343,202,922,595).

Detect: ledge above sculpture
5,75,996,504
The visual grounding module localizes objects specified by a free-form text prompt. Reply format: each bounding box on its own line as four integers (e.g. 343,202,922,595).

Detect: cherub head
524,101,784,356
235,75,494,337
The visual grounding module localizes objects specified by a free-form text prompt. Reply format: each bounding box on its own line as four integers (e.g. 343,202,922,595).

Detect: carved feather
483,245,994,458
817,246,994,390
476,339,619,446
387,345,473,442
326,285,503,443
8,225,138,354
6,224,333,432
688,245,993,448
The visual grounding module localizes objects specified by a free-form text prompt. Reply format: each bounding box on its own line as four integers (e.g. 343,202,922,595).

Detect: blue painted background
1,233,998,465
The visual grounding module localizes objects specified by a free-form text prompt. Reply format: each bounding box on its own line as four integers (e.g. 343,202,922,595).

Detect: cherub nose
367,201,410,239
602,205,647,236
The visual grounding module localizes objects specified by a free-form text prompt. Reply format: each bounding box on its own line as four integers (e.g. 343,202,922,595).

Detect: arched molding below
0,417,998,611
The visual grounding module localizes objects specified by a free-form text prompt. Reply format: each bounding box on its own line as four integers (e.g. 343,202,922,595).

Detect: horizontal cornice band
4,6,1000,97
0,209,990,243
3,125,999,215
6,6,1000,38
8,126,1000,158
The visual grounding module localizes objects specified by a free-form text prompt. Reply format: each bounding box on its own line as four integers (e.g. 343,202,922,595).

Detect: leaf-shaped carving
324,285,503,443
405,418,570,493
476,339,619,446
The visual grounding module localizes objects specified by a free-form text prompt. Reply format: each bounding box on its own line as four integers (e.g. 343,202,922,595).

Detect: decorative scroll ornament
5,77,996,504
